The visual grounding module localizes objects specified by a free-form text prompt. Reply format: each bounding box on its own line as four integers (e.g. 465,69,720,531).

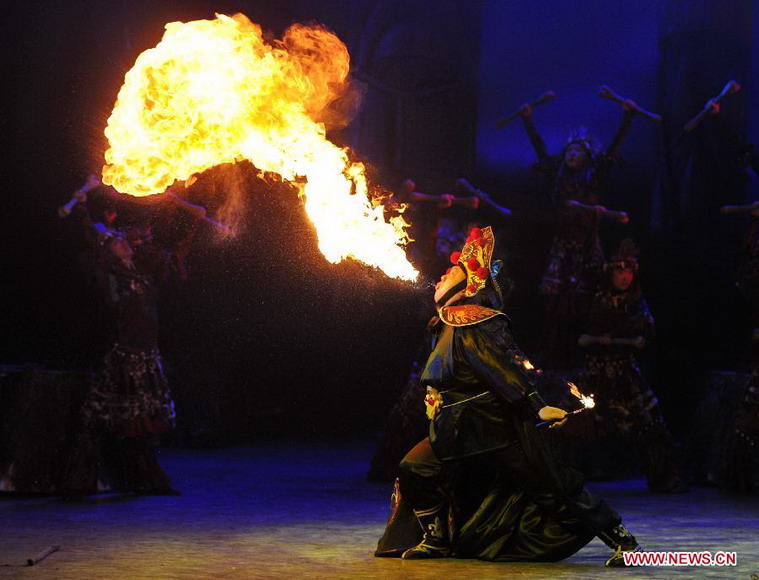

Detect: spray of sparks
568,381,595,410
101,13,417,281
513,354,541,374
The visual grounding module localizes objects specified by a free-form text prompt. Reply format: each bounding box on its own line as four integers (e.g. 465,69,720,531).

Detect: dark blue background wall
3,0,757,443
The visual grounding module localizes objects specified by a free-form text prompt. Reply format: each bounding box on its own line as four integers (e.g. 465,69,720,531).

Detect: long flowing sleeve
459,318,546,414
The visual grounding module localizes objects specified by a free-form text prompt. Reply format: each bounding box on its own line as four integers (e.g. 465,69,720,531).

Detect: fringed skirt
83,344,176,437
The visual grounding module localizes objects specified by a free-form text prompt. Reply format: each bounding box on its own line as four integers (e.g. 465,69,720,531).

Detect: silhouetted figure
520,104,635,369
570,240,686,492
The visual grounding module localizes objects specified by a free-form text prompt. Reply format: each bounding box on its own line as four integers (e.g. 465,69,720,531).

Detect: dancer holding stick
511,89,641,368
60,176,210,499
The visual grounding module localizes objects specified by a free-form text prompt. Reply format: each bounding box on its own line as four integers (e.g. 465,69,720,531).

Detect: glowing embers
102,13,417,280
512,353,541,373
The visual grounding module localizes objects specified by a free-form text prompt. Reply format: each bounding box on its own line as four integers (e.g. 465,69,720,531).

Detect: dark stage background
3,0,759,446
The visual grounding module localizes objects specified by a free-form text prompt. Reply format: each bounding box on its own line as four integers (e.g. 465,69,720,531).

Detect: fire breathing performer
60,176,206,498
367,179,512,481
367,179,481,481
515,89,643,369
375,227,641,566
572,240,686,492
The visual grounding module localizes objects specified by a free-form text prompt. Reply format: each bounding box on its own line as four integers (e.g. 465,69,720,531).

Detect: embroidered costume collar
438,304,504,327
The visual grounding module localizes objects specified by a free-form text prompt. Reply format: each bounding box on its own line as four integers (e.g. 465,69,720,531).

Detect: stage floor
1,440,757,579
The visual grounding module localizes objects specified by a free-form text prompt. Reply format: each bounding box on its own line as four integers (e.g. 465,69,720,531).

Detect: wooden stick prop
401,179,480,209
456,178,512,216
566,199,629,224
684,81,741,132
58,174,100,217
27,545,60,566
167,191,231,232
598,85,662,123
495,91,556,130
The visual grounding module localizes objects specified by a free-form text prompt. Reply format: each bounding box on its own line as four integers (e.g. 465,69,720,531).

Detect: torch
684,80,741,132
536,382,596,428
495,91,556,130
507,353,595,427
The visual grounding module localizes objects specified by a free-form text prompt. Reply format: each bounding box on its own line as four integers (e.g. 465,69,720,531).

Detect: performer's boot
401,503,449,559
598,523,642,567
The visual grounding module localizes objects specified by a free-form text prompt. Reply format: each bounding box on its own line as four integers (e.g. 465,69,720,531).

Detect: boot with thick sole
598,523,642,567
401,503,450,560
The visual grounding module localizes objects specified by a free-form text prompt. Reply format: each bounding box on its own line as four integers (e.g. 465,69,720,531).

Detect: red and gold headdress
449,226,495,297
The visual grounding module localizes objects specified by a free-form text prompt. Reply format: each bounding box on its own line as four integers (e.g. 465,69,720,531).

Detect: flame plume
102,13,417,281
568,382,595,410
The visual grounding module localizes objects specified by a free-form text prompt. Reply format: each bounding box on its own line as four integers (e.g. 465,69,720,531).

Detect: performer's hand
622,99,637,112
593,205,607,214
538,406,568,428
750,201,759,217
520,103,532,118
72,173,101,205
707,99,720,115
599,334,613,346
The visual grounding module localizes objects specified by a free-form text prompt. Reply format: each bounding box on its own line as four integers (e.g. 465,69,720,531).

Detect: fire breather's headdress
449,226,495,297
435,225,508,326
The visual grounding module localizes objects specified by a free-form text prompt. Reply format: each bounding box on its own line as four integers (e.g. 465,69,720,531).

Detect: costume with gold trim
438,304,503,327
378,226,633,563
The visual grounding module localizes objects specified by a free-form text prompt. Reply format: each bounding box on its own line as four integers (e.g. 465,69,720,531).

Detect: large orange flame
102,13,417,281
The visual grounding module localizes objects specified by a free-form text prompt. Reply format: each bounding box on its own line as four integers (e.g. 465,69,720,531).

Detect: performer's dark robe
376,301,620,561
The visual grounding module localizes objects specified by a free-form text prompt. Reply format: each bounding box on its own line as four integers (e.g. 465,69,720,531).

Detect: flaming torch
568,381,595,412
508,351,595,428
536,381,596,428
101,13,417,281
